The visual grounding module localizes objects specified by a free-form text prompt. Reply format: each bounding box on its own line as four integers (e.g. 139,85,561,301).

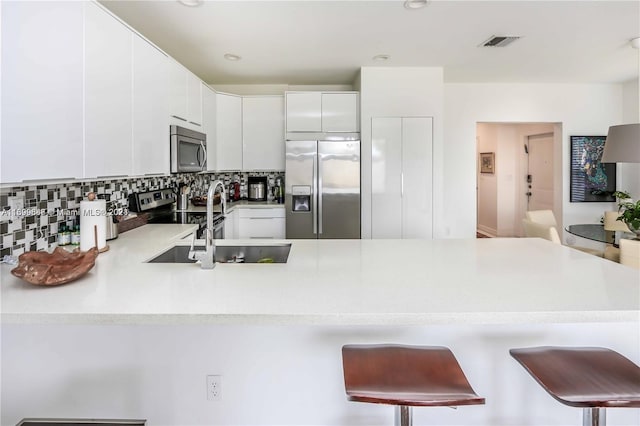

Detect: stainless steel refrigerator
285,135,360,239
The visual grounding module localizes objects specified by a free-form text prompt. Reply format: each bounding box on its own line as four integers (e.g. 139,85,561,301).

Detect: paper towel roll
80,199,107,251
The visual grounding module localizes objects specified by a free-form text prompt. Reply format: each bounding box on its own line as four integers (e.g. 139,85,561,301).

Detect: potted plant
613,191,640,237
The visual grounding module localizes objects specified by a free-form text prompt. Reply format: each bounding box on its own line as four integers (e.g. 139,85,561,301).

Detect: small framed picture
480,152,495,174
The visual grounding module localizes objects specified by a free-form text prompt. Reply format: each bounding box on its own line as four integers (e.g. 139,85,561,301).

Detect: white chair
525,210,558,228
603,211,631,263
522,219,562,244
619,239,640,269
525,211,604,256
522,218,603,256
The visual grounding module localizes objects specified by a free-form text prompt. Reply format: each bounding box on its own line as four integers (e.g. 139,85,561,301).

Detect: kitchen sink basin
147,244,291,264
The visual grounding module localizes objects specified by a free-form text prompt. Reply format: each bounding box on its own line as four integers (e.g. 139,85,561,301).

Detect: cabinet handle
171,115,187,122
22,177,76,183
97,175,127,179
189,121,202,127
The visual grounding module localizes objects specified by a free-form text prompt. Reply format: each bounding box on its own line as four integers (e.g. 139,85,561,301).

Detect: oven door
197,215,225,239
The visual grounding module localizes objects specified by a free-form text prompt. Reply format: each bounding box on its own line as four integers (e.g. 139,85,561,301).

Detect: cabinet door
202,84,217,171
286,92,321,132
242,96,285,170
215,93,243,170
321,93,359,132
186,71,202,126
84,2,132,178
237,208,285,239
1,1,84,182
371,118,402,238
132,35,168,176
168,59,188,123
401,117,433,239
223,209,237,239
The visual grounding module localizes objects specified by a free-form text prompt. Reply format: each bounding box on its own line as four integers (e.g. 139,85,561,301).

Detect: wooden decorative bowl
11,247,99,286
191,194,221,206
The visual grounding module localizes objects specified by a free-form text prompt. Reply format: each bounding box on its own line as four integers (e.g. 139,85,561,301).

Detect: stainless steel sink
147,244,291,264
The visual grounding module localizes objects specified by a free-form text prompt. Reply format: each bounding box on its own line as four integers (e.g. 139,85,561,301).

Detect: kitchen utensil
177,193,189,210
106,213,119,240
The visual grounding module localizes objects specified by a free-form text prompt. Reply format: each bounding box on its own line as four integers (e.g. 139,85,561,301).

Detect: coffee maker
248,176,267,201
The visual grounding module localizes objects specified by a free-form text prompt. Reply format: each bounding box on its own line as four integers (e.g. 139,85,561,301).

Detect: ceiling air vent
480,35,521,47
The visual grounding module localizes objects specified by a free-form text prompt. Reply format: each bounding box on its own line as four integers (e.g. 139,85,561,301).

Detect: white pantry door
371,117,433,239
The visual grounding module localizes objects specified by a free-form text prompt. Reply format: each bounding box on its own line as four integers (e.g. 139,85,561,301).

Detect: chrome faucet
189,180,226,269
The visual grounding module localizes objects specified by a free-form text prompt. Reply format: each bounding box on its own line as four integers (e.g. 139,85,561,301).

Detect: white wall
444,84,624,239
476,124,499,235
3,323,638,426
619,78,640,198
359,67,444,239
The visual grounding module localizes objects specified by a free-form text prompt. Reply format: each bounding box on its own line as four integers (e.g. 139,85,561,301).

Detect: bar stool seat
342,344,484,426
510,346,640,425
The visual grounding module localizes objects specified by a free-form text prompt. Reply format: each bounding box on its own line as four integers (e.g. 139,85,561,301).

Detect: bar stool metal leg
394,406,412,426
583,408,606,426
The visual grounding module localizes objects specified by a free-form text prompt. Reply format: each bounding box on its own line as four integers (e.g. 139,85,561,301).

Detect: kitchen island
2,224,639,426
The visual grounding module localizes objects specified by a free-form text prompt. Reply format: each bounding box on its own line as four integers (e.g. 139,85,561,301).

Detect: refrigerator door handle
318,152,323,235
312,151,318,235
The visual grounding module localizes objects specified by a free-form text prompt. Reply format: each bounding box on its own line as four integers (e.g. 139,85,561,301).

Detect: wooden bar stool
341,344,485,426
510,346,640,426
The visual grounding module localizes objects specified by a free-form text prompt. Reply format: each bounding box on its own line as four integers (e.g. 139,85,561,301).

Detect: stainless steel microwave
170,125,207,173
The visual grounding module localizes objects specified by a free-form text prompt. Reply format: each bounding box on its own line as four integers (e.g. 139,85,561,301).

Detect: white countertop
177,200,285,214
2,224,638,325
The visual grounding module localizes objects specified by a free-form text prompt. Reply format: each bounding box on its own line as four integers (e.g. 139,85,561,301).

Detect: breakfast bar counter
2,224,638,325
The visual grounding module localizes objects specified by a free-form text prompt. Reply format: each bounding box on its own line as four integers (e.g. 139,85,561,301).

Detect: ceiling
99,0,640,86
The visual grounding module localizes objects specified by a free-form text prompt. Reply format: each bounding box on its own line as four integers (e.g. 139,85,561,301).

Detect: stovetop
129,189,223,227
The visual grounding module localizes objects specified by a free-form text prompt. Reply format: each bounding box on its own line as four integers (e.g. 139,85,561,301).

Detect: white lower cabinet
223,209,237,239
237,208,285,239
371,117,433,239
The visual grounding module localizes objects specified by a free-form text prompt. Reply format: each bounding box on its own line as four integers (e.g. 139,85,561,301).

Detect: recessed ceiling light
404,0,429,10
177,0,202,6
372,54,390,62
224,53,242,61
631,37,640,49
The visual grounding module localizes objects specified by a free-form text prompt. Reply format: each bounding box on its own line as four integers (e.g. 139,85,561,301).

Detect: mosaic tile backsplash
0,171,284,257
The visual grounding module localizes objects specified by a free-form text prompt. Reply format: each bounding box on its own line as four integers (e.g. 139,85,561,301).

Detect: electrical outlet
206,375,222,401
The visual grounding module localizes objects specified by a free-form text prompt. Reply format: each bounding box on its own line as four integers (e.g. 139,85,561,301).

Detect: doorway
476,122,560,237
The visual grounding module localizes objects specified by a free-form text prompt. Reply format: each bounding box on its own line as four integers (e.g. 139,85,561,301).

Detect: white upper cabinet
186,72,202,127
285,92,322,132
216,93,243,171
84,2,133,178
285,91,359,133
321,93,359,132
132,34,169,176
242,96,285,171
168,59,202,127
202,84,217,171
1,1,84,182
168,59,188,124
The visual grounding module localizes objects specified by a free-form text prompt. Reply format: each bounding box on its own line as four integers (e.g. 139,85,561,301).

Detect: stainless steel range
128,189,224,239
